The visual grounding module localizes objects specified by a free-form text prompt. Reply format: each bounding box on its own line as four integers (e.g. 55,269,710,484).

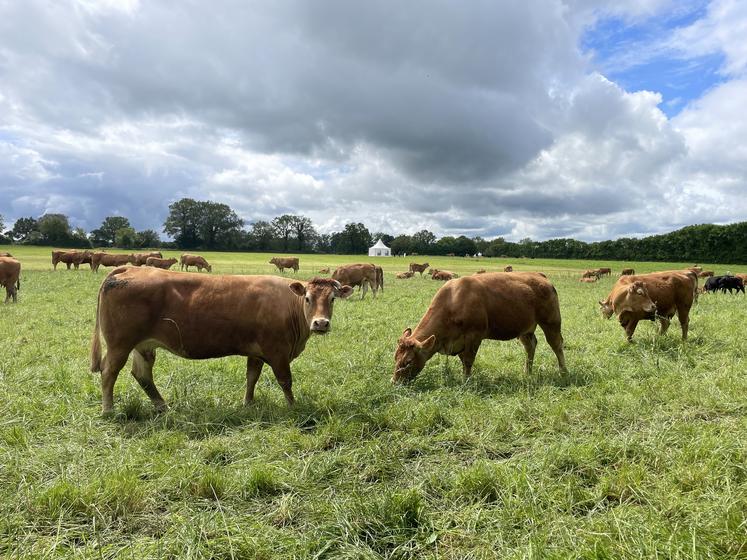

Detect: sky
1,0,746,241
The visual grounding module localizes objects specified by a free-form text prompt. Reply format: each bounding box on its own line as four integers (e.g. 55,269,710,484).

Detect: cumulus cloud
0,0,745,240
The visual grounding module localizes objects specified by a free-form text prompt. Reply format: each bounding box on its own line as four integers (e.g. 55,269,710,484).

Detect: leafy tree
38,214,72,245
247,220,275,251
136,230,161,248
198,202,244,249
164,198,202,249
115,227,138,248
70,227,92,248
9,217,39,242
292,216,315,252
330,223,372,254
390,235,413,256
272,215,296,252
91,216,132,247
411,230,436,254
372,232,395,247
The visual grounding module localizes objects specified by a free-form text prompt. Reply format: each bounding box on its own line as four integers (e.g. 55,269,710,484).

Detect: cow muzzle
311,317,330,333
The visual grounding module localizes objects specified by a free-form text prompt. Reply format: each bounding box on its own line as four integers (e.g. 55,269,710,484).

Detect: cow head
599,281,656,320
289,277,353,334
269,258,277,265
392,328,436,382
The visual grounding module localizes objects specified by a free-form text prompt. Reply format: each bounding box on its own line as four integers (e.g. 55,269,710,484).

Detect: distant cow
698,270,714,278
599,271,696,341
90,267,353,413
332,263,378,299
393,272,566,382
0,252,12,257
689,266,703,273
132,252,162,266
318,268,330,274
582,269,600,279
475,269,487,274
396,271,414,279
597,267,612,277
409,262,429,276
432,270,458,281
503,265,513,272
579,277,597,283
704,275,745,294
180,254,212,272
52,250,92,270
146,257,178,270
0,257,21,303
374,265,384,292
91,252,134,272
270,257,299,273
621,268,635,276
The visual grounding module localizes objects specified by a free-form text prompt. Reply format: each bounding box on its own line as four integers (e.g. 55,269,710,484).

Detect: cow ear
598,300,605,306
419,335,436,351
402,327,412,338
338,285,354,299
289,282,306,297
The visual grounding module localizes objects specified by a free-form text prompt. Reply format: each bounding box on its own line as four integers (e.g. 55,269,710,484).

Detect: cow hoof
154,402,169,414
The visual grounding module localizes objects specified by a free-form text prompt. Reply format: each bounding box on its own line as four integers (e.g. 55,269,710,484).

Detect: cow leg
100,350,130,414
658,317,671,336
244,357,264,405
268,360,294,405
519,332,538,375
361,281,368,300
131,349,167,412
676,307,689,340
541,325,567,373
66,262,71,270
458,342,480,378
623,319,639,342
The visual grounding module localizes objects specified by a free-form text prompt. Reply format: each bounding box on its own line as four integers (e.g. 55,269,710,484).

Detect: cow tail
379,268,384,292
90,285,103,373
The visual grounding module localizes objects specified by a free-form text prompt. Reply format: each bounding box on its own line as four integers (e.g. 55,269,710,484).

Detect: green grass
1,245,747,558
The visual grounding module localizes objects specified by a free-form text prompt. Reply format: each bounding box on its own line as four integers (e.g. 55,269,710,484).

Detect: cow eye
305,296,310,304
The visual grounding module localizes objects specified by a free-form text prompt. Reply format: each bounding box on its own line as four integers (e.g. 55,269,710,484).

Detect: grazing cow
0,257,21,303
132,252,162,266
475,269,487,274
689,266,703,273
393,272,567,382
180,254,212,272
332,263,378,299
582,269,600,280
396,271,414,279
597,267,612,277
698,270,714,278
145,256,178,270
579,277,597,283
318,268,330,274
0,252,12,257
621,268,635,276
409,262,430,276
504,265,513,272
269,257,299,273
432,270,458,281
52,250,92,270
90,268,353,413
704,275,745,294
599,271,696,341
91,252,134,272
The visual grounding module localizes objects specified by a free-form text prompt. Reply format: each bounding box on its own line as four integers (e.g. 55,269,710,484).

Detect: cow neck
289,295,310,348
411,307,442,359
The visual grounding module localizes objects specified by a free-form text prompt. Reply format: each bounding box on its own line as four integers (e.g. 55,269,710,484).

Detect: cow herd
1,251,746,414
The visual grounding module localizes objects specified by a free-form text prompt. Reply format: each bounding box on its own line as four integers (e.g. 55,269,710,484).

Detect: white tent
368,238,391,257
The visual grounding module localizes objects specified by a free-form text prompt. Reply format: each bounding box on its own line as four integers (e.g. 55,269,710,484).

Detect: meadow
1,245,746,559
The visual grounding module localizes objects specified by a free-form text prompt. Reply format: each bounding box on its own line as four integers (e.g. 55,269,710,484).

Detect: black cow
704,275,745,294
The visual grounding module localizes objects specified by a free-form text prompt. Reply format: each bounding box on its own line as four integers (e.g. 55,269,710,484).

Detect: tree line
2,202,747,264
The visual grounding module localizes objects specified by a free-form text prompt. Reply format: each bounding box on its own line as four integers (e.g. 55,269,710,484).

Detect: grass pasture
1,246,747,558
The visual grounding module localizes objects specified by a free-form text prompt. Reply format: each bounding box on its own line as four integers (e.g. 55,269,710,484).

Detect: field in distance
1,245,746,558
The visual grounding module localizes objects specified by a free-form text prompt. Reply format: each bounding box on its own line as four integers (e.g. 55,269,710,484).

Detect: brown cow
698,270,714,277
393,272,566,382
621,268,635,276
146,257,178,269
90,268,353,413
374,265,384,292
599,271,696,341
0,252,12,257
504,265,513,272
597,267,612,277
582,269,600,279
91,252,134,272
409,262,429,276
579,277,597,283
180,254,212,272
270,257,299,273
318,268,330,274
432,270,458,281
396,271,414,279
475,269,487,274
52,250,92,270
736,273,747,284
132,252,163,266
0,257,21,303
689,266,703,273
332,263,378,299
